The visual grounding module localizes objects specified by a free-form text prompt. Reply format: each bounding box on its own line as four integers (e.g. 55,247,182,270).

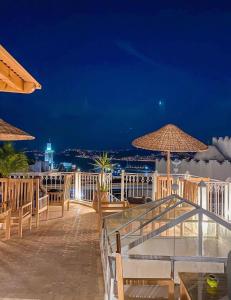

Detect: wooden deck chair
156,176,174,199
33,178,49,228
48,174,72,217
183,177,210,204
8,179,33,238
0,179,11,240
183,180,198,203
115,232,174,300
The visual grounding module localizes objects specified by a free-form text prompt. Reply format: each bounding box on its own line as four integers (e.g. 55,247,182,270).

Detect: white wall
213,137,231,160
156,158,231,181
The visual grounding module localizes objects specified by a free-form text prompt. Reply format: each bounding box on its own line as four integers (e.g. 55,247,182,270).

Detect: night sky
1,1,231,151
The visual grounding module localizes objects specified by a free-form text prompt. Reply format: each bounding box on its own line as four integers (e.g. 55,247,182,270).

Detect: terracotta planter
92,191,109,212
100,191,109,203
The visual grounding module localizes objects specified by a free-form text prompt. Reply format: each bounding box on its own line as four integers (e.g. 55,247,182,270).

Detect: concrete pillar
199,181,207,209
198,211,203,256
74,172,81,200
151,171,158,201
225,178,231,221
121,170,125,202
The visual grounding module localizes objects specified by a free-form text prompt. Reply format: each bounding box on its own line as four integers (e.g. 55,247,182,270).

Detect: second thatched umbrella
132,124,207,192
0,119,34,141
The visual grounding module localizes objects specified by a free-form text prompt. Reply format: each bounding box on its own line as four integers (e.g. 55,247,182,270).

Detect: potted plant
92,153,113,210
0,142,29,177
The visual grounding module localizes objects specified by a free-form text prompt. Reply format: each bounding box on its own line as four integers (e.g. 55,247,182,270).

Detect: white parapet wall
156,158,231,181
213,136,231,160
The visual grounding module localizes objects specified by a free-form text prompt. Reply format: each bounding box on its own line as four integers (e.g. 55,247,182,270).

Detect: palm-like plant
0,142,29,177
92,153,113,192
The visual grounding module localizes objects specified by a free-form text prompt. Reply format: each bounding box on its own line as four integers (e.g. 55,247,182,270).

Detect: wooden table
179,272,229,300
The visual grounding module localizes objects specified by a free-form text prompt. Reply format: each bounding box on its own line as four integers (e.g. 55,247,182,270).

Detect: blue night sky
1,1,231,150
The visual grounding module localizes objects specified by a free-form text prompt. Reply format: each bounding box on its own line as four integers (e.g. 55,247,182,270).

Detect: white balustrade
123,172,153,200
206,181,226,217
10,171,231,222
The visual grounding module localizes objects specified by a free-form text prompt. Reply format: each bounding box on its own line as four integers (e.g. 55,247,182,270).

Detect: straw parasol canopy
0,119,35,141
132,124,207,153
132,124,207,192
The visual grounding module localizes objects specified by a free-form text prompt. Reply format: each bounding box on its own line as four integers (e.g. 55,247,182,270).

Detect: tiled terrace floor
0,204,104,300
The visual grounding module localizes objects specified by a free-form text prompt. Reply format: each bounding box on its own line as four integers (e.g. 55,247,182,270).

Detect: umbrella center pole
166,151,171,195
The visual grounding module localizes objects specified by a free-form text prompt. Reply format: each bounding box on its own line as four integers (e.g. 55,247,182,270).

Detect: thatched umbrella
132,124,207,192
0,119,34,141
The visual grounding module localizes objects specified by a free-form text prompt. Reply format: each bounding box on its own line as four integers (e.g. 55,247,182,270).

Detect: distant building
29,160,49,172
58,162,76,172
45,142,54,170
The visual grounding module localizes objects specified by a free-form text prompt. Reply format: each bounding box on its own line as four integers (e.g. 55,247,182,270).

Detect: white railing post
199,181,207,209
184,171,190,180
152,171,158,201
79,172,82,200
74,171,81,200
226,178,231,221
121,170,125,202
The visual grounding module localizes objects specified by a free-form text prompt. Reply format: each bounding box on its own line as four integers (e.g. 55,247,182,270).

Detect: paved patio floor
0,204,104,300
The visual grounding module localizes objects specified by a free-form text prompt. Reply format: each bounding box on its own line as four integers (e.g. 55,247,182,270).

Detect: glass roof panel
202,215,231,258
108,198,197,252
105,195,197,235
105,195,231,261
104,201,155,234
126,214,199,257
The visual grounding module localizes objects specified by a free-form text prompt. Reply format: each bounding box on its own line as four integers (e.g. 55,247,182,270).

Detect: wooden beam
0,45,41,93
0,69,36,94
0,60,24,91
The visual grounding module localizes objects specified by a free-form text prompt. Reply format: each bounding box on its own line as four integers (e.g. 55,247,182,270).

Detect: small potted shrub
92,153,113,210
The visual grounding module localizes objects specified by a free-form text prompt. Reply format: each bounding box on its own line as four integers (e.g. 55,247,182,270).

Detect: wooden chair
0,209,11,240
33,178,49,228
0,178,11,239
183,177,209,204
8,179,33,238
156,176,174,199
48,174,72,217
115,232,174,300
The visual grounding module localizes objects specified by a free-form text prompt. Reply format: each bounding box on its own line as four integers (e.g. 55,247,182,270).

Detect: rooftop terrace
0,204,104,300
1,170,231,300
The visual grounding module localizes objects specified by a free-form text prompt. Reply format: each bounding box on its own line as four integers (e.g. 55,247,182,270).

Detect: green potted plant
92,153,113,210
0,142,29,177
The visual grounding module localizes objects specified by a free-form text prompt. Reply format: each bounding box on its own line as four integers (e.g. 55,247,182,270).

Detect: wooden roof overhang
0,45,41,94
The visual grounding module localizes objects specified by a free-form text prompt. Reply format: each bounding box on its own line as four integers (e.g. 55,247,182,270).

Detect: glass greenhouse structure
101,194,231,299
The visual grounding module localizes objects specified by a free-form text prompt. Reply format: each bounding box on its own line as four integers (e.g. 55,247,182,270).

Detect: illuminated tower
45,142,54,170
